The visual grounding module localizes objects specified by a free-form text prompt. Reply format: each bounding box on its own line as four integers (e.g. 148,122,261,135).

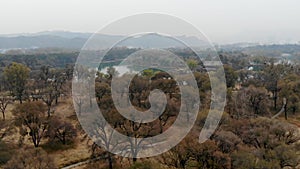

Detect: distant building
274,53,293,65
203,61,222,71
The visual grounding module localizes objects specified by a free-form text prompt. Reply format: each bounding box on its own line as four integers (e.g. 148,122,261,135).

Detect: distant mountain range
0,31,207,50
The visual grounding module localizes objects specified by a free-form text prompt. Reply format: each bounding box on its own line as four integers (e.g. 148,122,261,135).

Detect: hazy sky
1,0,300,43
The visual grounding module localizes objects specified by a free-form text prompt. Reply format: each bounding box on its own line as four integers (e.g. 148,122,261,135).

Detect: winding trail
61,157,101,169
272,98,286,119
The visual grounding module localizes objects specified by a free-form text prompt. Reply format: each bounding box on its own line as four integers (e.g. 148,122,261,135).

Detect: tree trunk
32,135,39,147
284,103,288,120
55,96,58,105
90,97,92,108
2,112,5,121
159,119,163,134
274,94,277,110
108,154,113,169
292,107,296,114
62,134,66,145
179,160,186,169
47,107,51,117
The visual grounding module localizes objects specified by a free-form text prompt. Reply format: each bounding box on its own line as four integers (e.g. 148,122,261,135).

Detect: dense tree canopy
3,62,30,103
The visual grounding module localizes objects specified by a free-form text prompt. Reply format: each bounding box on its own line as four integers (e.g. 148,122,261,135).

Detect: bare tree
0,120,14,141
0,94,11,120
13,101,48,147
41,86,57,117
38,66,68,117
73,94,85,116
47,117,77,144
87,118,122,169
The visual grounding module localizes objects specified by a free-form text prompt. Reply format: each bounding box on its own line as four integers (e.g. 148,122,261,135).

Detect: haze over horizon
1,0,300,44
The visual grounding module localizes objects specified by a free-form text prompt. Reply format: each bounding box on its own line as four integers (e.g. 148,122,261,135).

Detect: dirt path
61,157,101,169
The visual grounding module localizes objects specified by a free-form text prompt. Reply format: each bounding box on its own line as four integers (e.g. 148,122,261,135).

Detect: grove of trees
1,47,300,168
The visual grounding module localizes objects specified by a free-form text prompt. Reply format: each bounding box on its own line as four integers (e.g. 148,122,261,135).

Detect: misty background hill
0,31,206,50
